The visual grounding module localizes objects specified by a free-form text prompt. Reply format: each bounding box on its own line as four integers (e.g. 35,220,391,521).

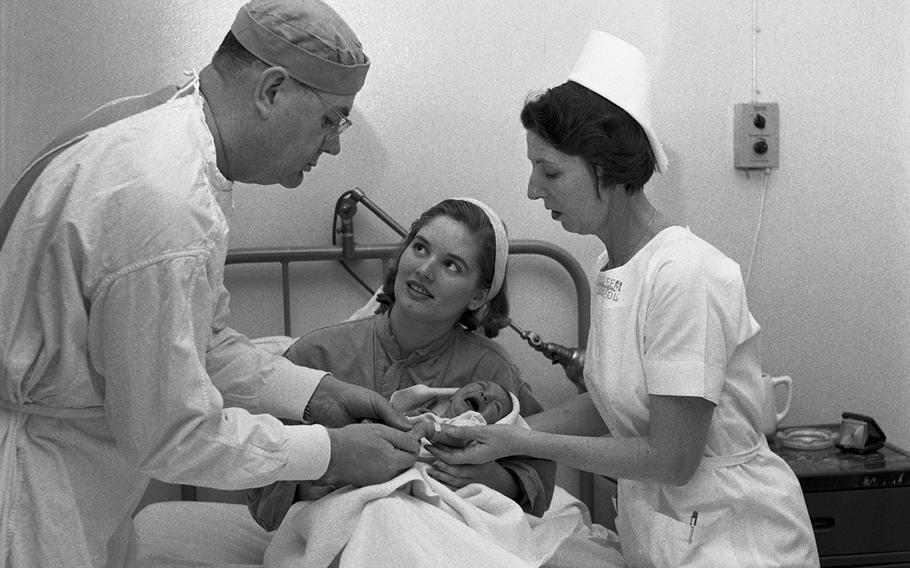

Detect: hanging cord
744,0,768,289
172,69,201,103
751,0,760,102
339,258,373,294
744,168,771,288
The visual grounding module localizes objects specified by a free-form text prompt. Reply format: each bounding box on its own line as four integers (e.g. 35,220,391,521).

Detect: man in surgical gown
0,1,421,566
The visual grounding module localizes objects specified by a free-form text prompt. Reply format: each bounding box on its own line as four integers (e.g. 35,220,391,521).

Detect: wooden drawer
805,486,910,564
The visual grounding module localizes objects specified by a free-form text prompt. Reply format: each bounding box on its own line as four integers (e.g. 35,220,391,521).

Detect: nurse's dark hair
520,81,657,194
374,199,510,338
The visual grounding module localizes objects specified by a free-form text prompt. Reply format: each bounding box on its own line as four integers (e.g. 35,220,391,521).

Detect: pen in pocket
688,511,698,544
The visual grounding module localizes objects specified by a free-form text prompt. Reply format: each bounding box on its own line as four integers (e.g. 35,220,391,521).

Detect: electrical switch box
734,102,779,169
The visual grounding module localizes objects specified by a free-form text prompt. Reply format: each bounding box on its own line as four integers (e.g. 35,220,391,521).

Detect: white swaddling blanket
390,384,526,460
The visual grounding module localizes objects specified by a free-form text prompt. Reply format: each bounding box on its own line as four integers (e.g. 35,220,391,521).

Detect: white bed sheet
134,486,625,568
135,335,626,567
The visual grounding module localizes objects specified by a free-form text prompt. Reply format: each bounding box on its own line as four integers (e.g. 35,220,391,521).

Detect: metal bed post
281,261,292,336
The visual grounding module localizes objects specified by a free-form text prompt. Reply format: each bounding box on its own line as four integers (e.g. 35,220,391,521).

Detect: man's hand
308,375,411,430
320,423,422,486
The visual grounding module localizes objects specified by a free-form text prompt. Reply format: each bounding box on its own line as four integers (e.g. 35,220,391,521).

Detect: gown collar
374,312,458,364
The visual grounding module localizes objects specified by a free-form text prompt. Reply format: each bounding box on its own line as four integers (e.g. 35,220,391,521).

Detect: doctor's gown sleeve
87,251,330,489
204,279,331,421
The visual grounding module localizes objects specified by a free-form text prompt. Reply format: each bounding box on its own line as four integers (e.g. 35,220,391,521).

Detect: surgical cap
231,0,370,95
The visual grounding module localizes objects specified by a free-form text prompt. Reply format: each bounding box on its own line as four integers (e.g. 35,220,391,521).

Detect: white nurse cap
568,31,669,173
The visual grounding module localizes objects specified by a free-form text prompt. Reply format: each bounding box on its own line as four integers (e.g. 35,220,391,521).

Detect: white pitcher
760,374,793,436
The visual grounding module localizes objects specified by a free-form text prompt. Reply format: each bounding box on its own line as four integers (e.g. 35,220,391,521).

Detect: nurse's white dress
586,226,819,568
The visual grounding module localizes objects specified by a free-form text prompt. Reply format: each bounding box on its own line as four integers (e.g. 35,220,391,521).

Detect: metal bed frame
224,238,590,340
184,189,599,512
215,236,597,513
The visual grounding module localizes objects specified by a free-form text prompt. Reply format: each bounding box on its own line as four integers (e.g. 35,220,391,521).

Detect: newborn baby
391,382,519,454
405,380,513,424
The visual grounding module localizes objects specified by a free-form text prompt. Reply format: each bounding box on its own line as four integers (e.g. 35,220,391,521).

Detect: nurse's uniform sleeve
641,256,732,403
87,253,329,488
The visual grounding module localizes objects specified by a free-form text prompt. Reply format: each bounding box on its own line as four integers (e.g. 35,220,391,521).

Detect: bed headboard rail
225,238,590,342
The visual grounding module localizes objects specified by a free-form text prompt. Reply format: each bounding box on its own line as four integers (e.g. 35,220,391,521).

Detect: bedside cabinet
769,425,910,567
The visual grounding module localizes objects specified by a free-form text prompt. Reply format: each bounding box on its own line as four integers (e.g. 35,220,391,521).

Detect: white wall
2,0,908,477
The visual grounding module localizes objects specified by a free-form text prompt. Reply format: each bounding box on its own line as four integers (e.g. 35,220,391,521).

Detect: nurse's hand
425,424,521,464
307,374,411,431
320,422,422,487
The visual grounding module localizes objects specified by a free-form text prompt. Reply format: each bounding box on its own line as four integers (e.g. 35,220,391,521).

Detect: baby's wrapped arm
246,480,299,532
498,455,556,517
499,383,556,516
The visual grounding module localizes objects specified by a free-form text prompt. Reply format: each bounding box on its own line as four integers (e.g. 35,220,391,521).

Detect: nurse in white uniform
430,31,820,567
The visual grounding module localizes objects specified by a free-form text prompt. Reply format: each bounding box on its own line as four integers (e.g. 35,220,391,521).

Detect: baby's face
443,381,512,423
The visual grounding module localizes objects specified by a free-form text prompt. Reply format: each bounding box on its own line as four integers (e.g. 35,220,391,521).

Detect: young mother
246,197,555,531
430,32,819,568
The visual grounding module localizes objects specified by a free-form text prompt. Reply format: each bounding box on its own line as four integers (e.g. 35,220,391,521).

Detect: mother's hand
425,424,520,464
427,460,519,500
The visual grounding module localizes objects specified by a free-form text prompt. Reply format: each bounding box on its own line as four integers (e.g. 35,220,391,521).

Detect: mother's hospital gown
588,226,819,568
247,313,555,532
0,87,331,567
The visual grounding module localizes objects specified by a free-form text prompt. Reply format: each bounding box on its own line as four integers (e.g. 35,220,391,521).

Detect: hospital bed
133,191,625,568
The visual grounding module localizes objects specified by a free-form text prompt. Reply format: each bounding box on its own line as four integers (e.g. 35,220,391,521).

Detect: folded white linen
263,462,580,568
134,486,626,568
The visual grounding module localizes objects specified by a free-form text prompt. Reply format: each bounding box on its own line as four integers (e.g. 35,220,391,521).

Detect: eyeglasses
308,87,352,136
